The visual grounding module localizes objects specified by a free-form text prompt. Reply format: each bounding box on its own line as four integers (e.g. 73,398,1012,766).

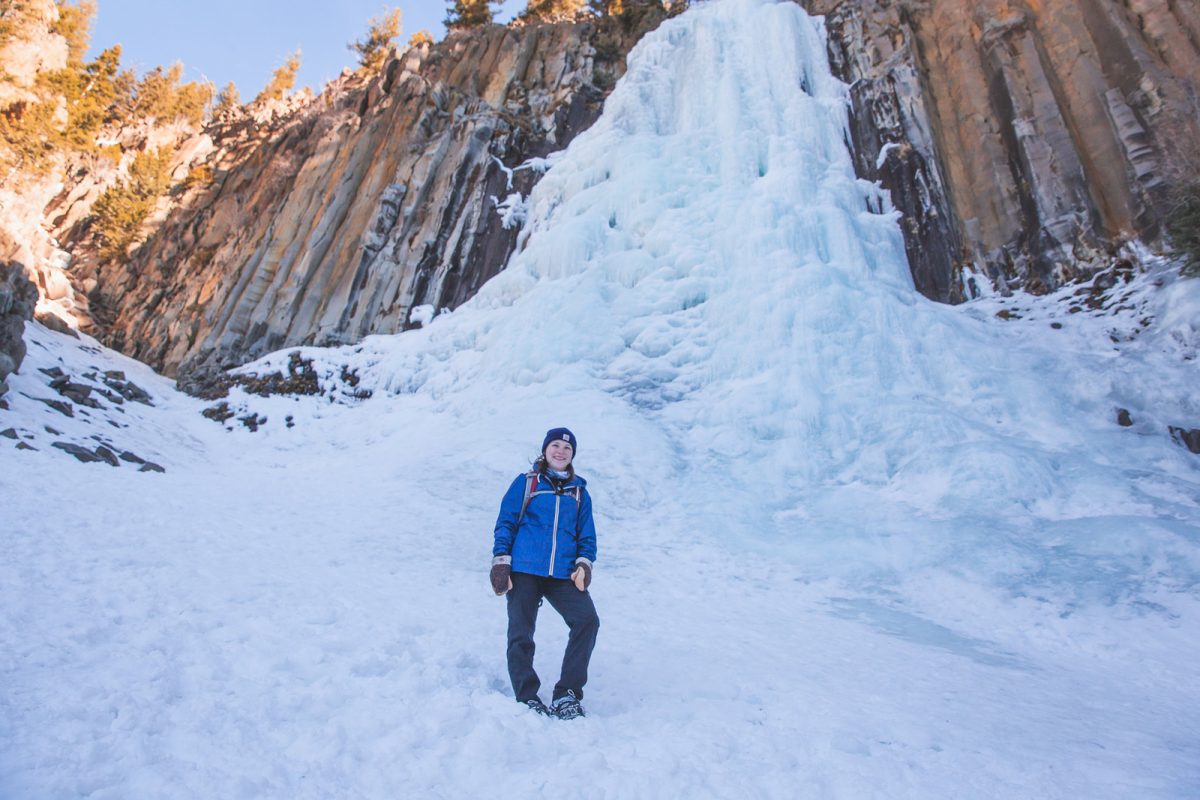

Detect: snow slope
3,0,1199,797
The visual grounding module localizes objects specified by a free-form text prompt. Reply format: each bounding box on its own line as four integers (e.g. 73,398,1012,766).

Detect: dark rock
202,401,235,423
93,445,121,467
52,441,103,463
48,374,70,389
102,376,153,405
240,413,266,432
56,381,102,408
44,425,61,435
194,351,323,402
139,461,166,473
34,397,74,417
176,363,232,400
1116,408,1134,427
119,450,146,464
15,441,36,450
1169,426,1200,454
1050,322,1063,329
286,414,295,428
0,427,16,439
104,370,126,381
35,310,78,338
0,396,8,410
0,262,37,395
38,367,65,379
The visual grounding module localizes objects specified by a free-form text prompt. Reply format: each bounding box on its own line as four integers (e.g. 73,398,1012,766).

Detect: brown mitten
490,556,512,595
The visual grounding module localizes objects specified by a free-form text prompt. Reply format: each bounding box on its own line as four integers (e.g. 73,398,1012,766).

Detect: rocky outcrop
73,17,648,389
805,0,1200,300
1,0,209,337
0,0,78,331
0,261,38,397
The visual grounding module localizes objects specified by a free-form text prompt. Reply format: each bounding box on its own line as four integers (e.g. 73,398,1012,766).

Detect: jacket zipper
548,491,562,576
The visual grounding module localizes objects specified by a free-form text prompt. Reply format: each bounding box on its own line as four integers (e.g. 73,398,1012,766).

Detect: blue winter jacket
493,470,597,579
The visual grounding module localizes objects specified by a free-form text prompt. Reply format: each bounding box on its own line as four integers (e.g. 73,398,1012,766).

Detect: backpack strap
517,471,583,521
517,470,539,525
517,471,585,543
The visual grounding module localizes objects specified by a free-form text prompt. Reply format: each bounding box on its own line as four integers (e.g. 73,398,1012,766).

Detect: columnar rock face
27,2,1199,388
805,0,1200,300
79,20,635,389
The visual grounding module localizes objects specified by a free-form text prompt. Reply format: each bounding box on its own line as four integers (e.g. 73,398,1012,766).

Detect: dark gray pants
507,572,600,703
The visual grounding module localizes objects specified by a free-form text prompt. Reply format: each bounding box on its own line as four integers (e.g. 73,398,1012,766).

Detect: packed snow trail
3,0,1200,797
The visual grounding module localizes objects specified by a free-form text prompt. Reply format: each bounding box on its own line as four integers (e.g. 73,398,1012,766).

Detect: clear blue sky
88,1,523,100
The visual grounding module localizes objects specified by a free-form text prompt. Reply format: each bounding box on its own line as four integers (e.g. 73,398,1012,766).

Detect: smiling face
544,439,574,471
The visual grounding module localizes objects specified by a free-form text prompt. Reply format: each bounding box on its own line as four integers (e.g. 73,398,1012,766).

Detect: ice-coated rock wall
806,0,1200,300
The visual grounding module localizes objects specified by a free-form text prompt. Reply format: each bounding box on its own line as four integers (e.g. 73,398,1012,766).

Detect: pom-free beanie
542,427,577,455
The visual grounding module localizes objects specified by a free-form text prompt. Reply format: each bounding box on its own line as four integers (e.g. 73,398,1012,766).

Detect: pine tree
523,0,586,23
212,82,241,117
445,0,500,30
350,8,403,72
91,148,173,260
50,0,95,62
588,0,677,17
54,44,124,147
255,50,302,105
123,63,212,125
1,4,134,168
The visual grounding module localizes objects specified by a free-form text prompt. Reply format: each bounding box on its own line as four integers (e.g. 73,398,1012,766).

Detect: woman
490,427,599,719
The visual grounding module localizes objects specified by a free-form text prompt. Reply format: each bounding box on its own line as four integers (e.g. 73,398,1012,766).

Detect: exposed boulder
184,350,321,400
0,261,38,396
52,441,108,464
1169,426,1200,455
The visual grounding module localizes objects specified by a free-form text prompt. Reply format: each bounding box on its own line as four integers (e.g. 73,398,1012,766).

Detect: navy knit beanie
542,427,577,455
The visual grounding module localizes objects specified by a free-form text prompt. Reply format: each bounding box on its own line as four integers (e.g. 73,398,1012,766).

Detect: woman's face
545,439,574,471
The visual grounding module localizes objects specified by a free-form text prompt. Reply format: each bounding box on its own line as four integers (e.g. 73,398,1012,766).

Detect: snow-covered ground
3,0,1199,797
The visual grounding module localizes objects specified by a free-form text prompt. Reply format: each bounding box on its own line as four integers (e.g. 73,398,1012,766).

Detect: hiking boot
520,697,553,717
551,690,585,720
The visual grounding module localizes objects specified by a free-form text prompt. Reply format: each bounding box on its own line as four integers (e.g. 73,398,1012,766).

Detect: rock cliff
70,18,648,390
8,1,1199,389
805,0,1200,300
